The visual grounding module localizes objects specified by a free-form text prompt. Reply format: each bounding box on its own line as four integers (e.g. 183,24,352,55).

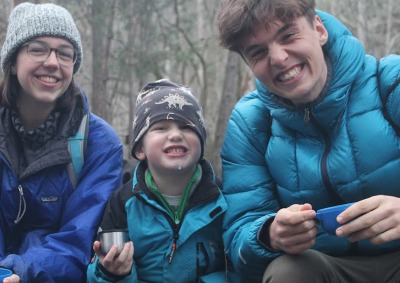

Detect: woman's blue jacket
0,87,123,282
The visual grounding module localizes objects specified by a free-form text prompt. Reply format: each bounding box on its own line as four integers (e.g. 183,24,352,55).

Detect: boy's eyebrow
242,22,296,58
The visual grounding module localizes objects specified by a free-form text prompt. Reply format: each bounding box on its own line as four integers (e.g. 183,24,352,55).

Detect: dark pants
263,249,400,283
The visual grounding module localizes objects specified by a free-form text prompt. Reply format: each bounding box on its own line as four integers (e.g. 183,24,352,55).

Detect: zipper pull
14,185,27,224
304,107,310,127
174,211,180,225
169,242,176,264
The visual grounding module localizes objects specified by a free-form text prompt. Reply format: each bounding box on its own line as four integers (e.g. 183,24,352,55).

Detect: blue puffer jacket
0,86,123,282
87,160,233,283
221,11,400,282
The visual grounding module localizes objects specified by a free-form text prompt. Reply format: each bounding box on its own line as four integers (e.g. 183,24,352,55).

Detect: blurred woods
0,0,399,177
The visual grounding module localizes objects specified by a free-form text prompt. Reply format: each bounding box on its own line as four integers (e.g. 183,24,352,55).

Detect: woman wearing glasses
0,3,123,283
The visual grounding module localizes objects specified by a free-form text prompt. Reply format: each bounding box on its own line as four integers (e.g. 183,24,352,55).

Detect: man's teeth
279,66,301,82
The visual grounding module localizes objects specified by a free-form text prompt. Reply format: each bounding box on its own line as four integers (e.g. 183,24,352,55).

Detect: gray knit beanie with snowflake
131,79,207,159
1,2,83,74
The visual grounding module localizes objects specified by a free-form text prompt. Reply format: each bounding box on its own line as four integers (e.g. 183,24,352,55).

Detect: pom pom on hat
131,79,207,160
1,2,83,74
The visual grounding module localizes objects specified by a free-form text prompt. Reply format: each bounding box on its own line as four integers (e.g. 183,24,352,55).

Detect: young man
217,0,400,282
87,79,234,282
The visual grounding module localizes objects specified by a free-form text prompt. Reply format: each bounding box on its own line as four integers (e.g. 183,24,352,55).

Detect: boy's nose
168,128,183,140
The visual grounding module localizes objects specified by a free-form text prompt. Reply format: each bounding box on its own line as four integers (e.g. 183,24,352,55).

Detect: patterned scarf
11,110,60,150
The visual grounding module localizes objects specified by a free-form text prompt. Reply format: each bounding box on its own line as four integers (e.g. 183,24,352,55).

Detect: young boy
87,79,231,282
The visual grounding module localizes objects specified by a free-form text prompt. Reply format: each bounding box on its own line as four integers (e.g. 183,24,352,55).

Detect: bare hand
336,195,400,244
269,203,317,254
3,274,20,283
93,240,134,276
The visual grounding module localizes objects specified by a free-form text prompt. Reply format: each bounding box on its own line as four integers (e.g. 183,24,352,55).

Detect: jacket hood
255,10,366,134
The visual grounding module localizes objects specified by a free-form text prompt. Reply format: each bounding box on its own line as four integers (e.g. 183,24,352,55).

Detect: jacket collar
133,159,221,208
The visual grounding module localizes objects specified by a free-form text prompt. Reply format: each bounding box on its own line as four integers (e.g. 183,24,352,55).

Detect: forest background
1,0,399,177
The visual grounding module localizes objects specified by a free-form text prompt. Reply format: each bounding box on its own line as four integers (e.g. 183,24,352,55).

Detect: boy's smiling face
135,120,201,176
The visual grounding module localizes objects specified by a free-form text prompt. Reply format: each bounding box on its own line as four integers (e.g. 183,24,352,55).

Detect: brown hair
217,0,316,53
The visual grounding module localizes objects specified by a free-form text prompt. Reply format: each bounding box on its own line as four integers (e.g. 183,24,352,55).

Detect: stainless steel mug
98,229,129,256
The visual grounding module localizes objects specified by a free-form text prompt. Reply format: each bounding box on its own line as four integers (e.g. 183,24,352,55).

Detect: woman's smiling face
14,36,74,109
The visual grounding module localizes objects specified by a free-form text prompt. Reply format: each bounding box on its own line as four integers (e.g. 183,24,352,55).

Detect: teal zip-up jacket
221,11,400,282
87,159,233,283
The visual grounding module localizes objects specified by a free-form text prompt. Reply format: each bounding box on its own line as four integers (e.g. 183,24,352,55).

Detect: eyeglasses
24,41,77,66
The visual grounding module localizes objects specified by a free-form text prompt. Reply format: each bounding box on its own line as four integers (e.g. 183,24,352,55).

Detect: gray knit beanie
1,2,83,74
131,79,207,160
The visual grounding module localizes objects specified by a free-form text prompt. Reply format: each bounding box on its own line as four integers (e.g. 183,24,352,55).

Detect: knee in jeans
263,250,332,283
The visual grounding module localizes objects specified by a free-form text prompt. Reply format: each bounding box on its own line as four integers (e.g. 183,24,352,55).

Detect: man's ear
314,16,329,46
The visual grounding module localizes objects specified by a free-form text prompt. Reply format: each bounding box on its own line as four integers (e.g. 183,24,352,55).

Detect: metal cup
98,229,129,256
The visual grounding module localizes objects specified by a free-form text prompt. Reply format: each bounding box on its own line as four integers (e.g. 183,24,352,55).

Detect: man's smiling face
241,15,329,106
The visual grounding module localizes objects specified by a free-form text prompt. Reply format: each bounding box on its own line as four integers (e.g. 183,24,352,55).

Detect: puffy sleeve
221,92,282,281
378,54,400,132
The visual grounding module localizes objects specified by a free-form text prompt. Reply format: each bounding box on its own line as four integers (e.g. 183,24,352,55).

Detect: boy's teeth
168,148,184,153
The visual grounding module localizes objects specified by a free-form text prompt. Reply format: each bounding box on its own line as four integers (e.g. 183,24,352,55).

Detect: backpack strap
67,113,90,189
376,61,400,136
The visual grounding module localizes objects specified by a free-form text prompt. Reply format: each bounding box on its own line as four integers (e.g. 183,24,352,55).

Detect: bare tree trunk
356,0,367,48
91,0,116,122
385,0,393,54
126,1,137,158
212,51,241,177
330,1,337,15
13,0,33,5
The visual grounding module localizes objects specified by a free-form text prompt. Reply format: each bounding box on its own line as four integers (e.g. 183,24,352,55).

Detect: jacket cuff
98,262,129,281
257,216,281,252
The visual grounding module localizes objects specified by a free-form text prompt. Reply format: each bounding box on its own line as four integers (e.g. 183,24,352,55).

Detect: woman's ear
11,66,16,75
